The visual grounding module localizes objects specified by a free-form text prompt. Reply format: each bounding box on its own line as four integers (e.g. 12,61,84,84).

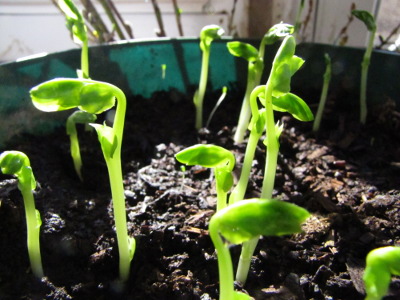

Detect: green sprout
58,0,89,79
293,0,305,39
209,198,310,300
194,25,224,129
351,9,377,124
228,23,294,144
363,246,400,300
206,86,228,128
30,78,135,283
234,35,314,284
66,111,97,181
0,151,44,278
58,0,98,181
175,144,235,211
312,53,331,132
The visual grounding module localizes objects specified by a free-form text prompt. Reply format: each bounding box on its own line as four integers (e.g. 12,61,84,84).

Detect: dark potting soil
0,88,399,300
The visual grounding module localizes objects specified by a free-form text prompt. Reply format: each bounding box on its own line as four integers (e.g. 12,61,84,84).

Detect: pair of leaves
270,36,304,98
200,25,224,52
175,144,235,192
30,78,116,115
0,151,36,191
211,198,310,245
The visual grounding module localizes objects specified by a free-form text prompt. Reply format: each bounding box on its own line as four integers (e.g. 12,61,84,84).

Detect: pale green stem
360,28,376,124
313,60,331,132
215,174,228,211
20,185,43,279
102,86,132,282
236,81,278,285
194,48,210,129
209,218,235,300
234,70,256,144
81,39,89,79
229,130,261,205
68,128,83,181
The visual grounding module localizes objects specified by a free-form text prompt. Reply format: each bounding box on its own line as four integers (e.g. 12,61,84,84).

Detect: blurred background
1,0,399,63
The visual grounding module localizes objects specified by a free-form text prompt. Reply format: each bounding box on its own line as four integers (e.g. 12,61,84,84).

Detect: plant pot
0,38,399,300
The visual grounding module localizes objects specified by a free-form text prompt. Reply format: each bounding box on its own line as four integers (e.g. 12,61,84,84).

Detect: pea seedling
228,23,294,144
0,151,44,278
363,246,400,300
30,78,135,283
175,144,235,211
193,25,224,129
235,35,314,284
351,9,377,124
209,198,310,300
66,111,97,181
313,53,331,132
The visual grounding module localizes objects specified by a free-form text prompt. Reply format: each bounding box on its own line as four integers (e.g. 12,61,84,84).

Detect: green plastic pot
0,38,399,147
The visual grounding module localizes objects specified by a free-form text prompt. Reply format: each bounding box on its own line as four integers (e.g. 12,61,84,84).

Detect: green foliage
30,78,116,114
0,151,43,278
227,42,259,62
213,199,310,245
352,10,377,32
200,25,225,52
364,246,400,300
263,23,295,46
90,123,118,159
58,0,87,44
175,144,234,210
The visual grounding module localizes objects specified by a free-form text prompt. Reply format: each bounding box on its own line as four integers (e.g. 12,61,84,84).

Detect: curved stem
20,186,43,278
209,218,234,300
195,48,210,129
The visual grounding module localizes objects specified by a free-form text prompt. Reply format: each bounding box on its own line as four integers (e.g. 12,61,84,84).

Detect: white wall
0,0,249,63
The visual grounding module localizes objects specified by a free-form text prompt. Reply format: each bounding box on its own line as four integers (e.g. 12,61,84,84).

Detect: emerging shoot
209,198,310,300
206,86,228,128
30,78,135,283
228,23,294,144
363,246,400,300
235,35,314,284
194,25,224,129
175,144,235,211
66,111,97,181
351,9,377,124
313,53,331,132
0,151,44,278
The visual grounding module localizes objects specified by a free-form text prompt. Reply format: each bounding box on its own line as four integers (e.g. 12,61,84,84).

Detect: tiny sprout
313,53,331,132
30,78,135,282
66,111,97,181
351,9,377,124
0,151,44,278
206,86,228,128
175,144,234,211
363,246,400,300
209,198,310,300
194,25,224,129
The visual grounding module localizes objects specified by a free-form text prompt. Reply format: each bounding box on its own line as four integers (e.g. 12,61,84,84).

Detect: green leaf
128,236,136,261
214,199,310,245
17,166,36,191
364,246,400,300
352,10,376,32
90,123,118,159
175,144,234,171
200,25,224,51
58,0,87,44
263,23,294,45
66,110,97,135
272,93,314,121
215,169,234,193
30,78,83,111
79,82,115,114
30,78,116,114
227,42,259,62
0,151,29,175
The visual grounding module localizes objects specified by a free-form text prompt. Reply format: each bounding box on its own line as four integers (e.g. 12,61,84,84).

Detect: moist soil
0,88,399,300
